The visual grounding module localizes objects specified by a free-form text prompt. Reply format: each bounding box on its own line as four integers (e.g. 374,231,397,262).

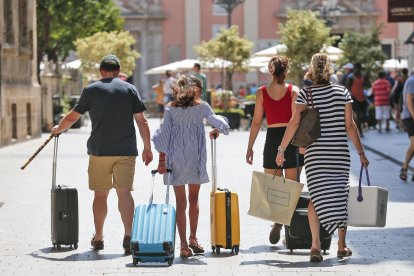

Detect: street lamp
213,0,245,27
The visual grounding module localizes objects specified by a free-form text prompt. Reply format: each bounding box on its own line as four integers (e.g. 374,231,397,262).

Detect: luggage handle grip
150,169,172,205
357,165,371,202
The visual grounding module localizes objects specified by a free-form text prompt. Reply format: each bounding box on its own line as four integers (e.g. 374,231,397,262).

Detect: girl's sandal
180,243,193,258
400,168,408,181
337,247,353,258
310,250,323,262
188,237,205,254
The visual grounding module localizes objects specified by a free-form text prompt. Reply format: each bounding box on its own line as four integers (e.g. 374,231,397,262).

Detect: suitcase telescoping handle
52,135,59,191
20,134,55,170
150,169,172,205
211,134,217,192
357,166,371,202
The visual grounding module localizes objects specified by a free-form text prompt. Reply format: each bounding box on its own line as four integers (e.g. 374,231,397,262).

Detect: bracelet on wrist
159,159,165,161
278,146,286,152
358,151,365,156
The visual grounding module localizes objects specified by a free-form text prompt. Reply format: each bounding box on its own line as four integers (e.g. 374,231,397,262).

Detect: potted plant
213,90,244,130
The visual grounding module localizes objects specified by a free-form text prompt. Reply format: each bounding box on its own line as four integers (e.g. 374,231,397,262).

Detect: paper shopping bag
248,171,304,226
347,166,388,227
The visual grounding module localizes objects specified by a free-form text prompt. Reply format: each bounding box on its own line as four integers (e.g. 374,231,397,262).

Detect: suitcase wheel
133,258,139,266
323,250,326,254
167,258,173,266
290,249,293,253
215,247,220,255
74,243,78,249
233,246,239,255
56,244,61,250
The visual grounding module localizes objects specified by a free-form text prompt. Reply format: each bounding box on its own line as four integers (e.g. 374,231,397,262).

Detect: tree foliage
37,0,123,63
279,9,337,85
338,24,387,83
75,31,140,77
194,26,253,90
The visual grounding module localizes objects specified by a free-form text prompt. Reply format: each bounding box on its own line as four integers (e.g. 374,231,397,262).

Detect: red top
372,79,391,106
262,84,293,125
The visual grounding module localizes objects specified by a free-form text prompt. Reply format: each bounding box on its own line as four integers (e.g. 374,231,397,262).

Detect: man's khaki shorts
88,155,136,191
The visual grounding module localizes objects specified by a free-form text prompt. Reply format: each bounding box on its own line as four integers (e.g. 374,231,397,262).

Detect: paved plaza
0,118,414,275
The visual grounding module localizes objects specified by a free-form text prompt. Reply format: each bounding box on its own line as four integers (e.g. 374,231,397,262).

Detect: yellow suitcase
210,137,240,255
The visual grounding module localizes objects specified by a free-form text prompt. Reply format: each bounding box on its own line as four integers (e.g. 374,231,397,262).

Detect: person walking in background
340,63,353,86
163,70,176,104
192,63,208,101
152,75,230,258
391,68,409,130
372,71,391,132
246,55,304,246
276,53,369,262
51,54,153,254
152,79,165,120
346,63,367,137
399,69,414,181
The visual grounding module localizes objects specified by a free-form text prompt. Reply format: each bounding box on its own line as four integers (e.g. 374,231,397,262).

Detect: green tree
74,31,140,78
279,9,337,85
37,0,123,64
338,24,387,83
194,25,253,91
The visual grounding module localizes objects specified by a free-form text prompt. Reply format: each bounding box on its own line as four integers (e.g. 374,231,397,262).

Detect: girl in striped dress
276,53,369,262
152,75,230,258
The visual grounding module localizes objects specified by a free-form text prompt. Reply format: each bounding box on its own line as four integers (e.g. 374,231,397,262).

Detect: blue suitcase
131,170,176,266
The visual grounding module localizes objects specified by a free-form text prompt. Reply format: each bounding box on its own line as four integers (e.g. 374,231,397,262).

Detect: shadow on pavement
30,247,125,261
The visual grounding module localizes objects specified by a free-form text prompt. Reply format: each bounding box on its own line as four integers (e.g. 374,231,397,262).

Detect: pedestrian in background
276,53,369,262
372,71,391,132
163,70,176,104
346,63,367,137
399,68,414,181
152,79,165,120
152,75,230,258
192,63,208,101
246,55,304,246
391,68,408,130
51,54,153,254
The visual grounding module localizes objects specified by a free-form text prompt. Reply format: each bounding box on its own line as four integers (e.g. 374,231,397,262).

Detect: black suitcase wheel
74,243,78,249
216,247,220,255
133,258,139,266
234,246,239,255
167,258,173,266
56,244,61,249
290,249,293,253
323,250,326,254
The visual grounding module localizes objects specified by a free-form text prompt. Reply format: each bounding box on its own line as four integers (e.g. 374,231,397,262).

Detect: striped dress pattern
152,102,230,186
296,84,353,234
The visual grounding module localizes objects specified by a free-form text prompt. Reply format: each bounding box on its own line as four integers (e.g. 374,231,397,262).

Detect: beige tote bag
248,171,304,226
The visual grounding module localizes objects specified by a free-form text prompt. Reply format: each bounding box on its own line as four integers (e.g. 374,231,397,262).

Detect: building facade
1,0,41,147
115,0,413,97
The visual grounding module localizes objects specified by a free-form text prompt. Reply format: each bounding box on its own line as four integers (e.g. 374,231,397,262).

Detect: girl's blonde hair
172,75,202,108
268,55,289,84
304,53,334,84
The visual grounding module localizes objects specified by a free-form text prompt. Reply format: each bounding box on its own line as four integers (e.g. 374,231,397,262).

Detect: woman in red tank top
246,56,304,245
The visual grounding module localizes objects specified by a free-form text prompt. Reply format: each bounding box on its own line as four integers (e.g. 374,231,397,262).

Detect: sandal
337,247,353,258
180,243,193,258
189,237,205,254
400,168,408,181
91,235,104,251
310,250,323,262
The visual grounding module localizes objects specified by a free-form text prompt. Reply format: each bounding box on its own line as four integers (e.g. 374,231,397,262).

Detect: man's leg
93,190,110,241
116,188,134,237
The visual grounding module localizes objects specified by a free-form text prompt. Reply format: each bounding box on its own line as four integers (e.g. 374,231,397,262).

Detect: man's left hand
142,148,153,166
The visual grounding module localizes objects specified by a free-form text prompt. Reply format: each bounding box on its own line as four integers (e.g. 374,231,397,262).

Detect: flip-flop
310,250,323,262
337,247,353,258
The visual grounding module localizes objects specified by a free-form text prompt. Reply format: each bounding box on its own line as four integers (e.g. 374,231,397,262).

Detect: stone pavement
0,119,413,276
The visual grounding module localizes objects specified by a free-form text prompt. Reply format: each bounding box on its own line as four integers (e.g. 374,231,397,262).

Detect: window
4,0,14,44
12,104,17,140
19,0,30,48
381,44,392,59
213,4,227,16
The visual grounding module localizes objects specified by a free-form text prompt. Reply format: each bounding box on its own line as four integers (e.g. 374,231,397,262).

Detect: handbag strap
272,167,286,183
306,87,315,109
357,165,371,202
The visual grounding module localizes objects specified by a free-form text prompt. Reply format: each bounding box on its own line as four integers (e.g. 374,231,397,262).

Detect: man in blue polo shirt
52,54,153,254
400,68,414,181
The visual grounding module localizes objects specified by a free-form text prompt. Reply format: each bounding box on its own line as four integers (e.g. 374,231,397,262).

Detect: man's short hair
100,54,121,72
378,71,386,79
194,63,201,70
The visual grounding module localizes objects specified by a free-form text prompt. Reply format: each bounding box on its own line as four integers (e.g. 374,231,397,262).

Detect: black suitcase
284,192,332,253
50,136,79,249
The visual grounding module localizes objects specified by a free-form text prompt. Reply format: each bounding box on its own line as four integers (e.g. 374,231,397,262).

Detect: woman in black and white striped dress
276,53,369,262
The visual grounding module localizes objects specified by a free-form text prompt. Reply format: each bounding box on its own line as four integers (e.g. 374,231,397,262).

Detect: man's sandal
189,237,204,254
400,168,408,181
337,247,352,258
310,250,323,262
180,243,193,258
